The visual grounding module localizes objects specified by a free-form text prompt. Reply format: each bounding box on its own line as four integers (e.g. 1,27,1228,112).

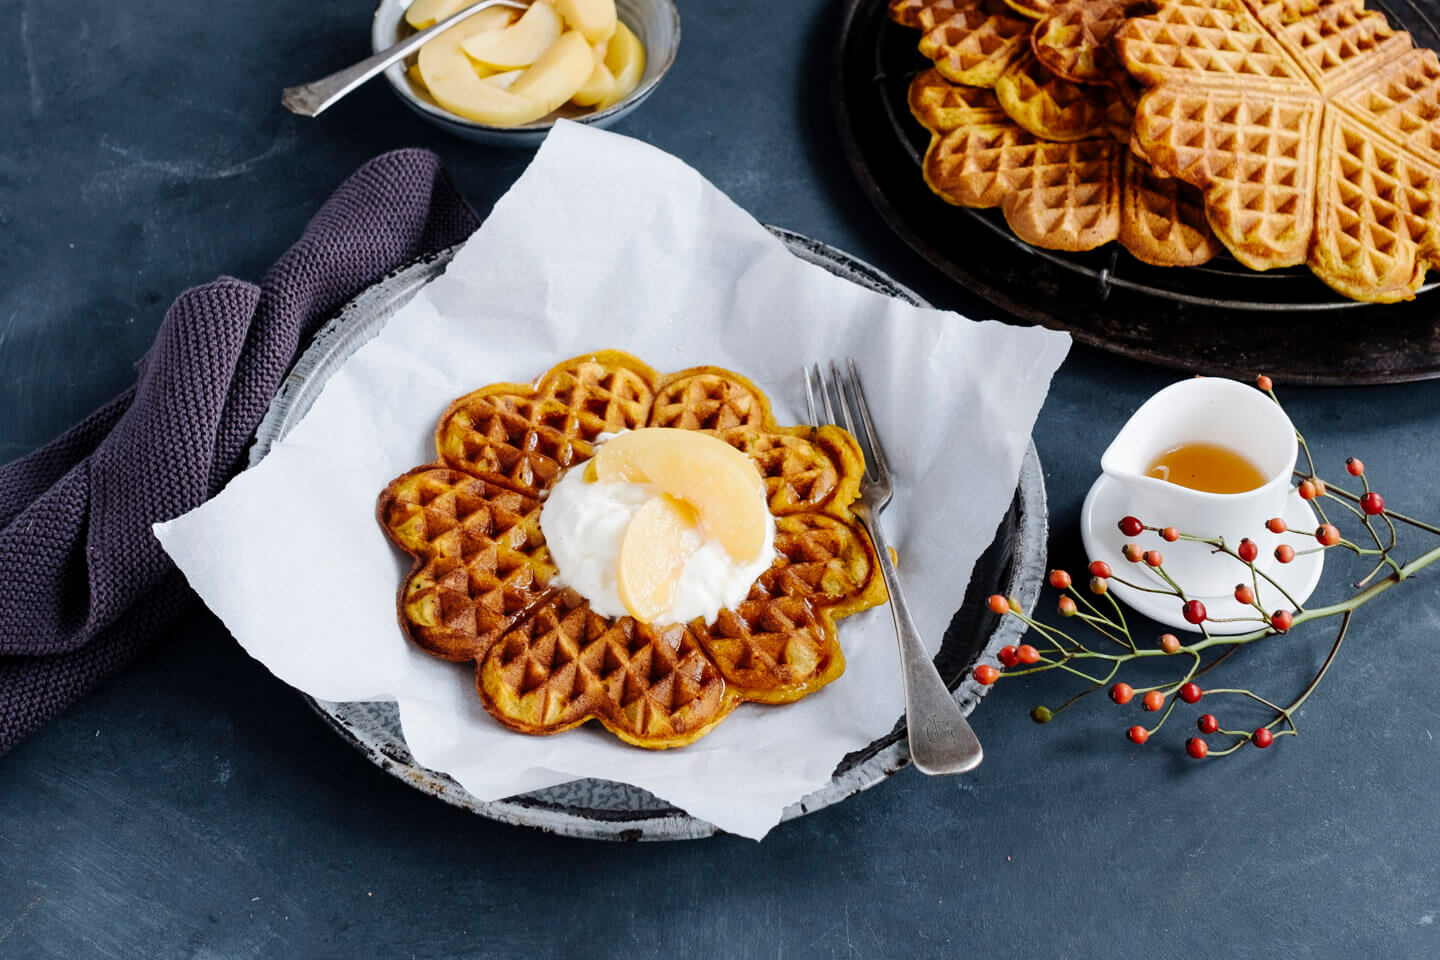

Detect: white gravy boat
1100,378,1298,598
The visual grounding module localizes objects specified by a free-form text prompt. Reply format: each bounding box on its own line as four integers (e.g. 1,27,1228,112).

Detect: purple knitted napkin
0,149,479,754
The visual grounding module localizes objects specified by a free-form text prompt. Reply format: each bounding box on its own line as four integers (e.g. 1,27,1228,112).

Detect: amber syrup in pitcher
1145,443,1267,494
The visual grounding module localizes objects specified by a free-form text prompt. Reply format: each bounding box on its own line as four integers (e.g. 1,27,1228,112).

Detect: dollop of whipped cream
539,458,777,626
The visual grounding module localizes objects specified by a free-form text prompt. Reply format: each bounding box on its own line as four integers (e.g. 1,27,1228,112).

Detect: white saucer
1079,474,1325,635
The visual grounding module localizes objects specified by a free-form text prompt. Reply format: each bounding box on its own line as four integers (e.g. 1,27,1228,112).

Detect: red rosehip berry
1197,714,1219,734
1090,576,1109,595
974,664,999,684
1316,524,1340,547
1346,457,1364,477
1144,550,1164,567
1253,727,1274,749
1089,560,1112,579
1118,516,1145,537
1361,492,1385,516
1128,725,1149,745
1234,583,1256,605
1298,479,1318,500
1016,644,1040,664
1058,596,1077,617
1255,375,1273,392
1274,544,1296,564
1142,690,1165,712
1271,609,1294,632
1159,633,1181,654
1186,737,1209,759
1110,682,1135,705
1237,538,1259,563
1266,517,1288,534
1313,478,1327,497
1162,526,1180,542
1179,683,1202,704
1122,543,1143,563
1049,569,1072,590
987,594,1010,615
1183,600,1207,624
998,645,1019,667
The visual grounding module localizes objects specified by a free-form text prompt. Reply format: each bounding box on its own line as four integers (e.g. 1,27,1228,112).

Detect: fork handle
856,505,984,776
280,0,526,117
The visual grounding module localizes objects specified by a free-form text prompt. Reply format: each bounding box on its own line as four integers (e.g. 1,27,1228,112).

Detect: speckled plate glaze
249,227,1049,840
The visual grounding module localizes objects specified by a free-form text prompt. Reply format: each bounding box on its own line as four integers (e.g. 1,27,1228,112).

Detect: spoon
282,0,528,117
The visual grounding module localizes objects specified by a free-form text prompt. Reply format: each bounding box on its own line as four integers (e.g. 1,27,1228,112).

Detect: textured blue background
3,0,1439,956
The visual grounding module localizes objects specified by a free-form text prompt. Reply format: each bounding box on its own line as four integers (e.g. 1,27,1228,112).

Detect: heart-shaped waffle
910,68,1219,265
1116,0,1440,301
377,352,886,749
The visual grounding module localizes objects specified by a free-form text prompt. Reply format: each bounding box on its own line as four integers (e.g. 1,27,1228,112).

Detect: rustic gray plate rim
248,226,1049,840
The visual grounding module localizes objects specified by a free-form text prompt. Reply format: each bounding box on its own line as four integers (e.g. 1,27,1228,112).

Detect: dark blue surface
4,1,1440,957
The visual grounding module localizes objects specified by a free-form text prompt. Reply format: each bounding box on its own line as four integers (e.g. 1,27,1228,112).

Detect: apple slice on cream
616,495,697,624
587,428,763,493
587,428,768,565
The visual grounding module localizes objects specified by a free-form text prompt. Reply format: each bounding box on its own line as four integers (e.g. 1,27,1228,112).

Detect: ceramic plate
1081,475,1324,635
248,227,1048,840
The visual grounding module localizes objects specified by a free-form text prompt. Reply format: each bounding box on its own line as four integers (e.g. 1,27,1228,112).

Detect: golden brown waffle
377,352,886,749
910,68,1219,264
889,0,1033,86
1116,0,1440,301
996,52,1132,140
1008,0,1138,87
378,468,550,661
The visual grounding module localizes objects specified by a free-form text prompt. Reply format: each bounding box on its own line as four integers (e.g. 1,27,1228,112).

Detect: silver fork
805,360,983,775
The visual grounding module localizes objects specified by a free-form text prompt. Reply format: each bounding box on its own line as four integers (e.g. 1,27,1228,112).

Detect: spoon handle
281,0,528,117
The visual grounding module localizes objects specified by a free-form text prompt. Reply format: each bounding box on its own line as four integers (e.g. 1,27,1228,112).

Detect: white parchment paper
155,122,1070,839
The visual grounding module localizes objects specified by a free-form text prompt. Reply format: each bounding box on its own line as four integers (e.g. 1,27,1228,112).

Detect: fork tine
803,364,820,428
829,361,874,483
845,357,890,484
817,363,839,427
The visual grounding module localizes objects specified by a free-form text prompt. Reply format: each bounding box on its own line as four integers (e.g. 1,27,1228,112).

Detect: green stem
1274,611,1352,728
1049,661,1123,719
1104,575,1177,596
1200,688,1298,734
1100,588,1132,647
1070,611,1132,651
1189,542,1440,650
1291,431,1331,526
1324,480,1440,536
1040,657,1108,686
1356,554,1390,589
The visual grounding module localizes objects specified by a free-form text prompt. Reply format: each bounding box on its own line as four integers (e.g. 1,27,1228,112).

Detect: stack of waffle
889,0,1440,301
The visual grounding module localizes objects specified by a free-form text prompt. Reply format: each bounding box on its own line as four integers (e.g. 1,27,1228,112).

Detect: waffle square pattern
1116,0,1440,301
892,0,1137,89
910,69,1219,264
377,352,887,749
